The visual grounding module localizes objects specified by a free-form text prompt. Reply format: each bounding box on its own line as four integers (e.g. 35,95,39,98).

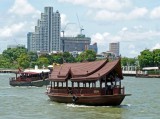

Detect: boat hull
47,93,129,106
10,79,50,87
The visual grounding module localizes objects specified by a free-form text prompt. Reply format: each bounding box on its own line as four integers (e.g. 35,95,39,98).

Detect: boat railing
50,87,68,94
49,86,125,95
72,88,101,95
113,86,125,95
50,87,101,95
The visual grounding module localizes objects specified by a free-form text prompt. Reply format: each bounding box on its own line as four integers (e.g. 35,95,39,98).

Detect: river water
0,73,160,119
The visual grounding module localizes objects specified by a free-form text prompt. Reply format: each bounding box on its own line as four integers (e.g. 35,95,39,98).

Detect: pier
122,66,137,76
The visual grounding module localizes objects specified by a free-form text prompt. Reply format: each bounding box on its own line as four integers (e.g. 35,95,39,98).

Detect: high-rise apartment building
27,7,61,53
109,42,119,57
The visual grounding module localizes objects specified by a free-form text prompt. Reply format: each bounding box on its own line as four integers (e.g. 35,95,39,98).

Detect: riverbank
0,69,18,73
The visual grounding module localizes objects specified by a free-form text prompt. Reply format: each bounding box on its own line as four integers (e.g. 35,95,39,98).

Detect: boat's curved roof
71,59,123,82
23,69,50,74
49,58,123,82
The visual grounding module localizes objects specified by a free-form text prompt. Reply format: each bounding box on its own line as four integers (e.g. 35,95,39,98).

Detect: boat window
74,82,78,87
86,82,90,88
102,82,105,88
68,80,72,87
79,82,83,87
58,82,65,87
96,81,100,88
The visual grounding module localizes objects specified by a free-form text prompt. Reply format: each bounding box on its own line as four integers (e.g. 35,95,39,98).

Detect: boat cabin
48,59,124,96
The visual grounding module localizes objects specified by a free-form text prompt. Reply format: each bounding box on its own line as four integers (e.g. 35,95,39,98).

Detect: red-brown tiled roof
71,59,123,82
49,59,122,82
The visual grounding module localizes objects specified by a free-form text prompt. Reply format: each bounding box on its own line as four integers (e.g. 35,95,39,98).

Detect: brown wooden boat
9,68,50,87
46,58,131,106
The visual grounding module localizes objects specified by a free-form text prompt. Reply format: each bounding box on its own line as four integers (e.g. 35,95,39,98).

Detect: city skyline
0,0,160,57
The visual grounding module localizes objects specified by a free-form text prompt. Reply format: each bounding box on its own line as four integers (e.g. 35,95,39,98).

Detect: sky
0,0,160,58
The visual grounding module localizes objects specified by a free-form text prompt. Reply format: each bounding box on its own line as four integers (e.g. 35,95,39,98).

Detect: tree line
0,47,96,69
0,47,160,70
121,49,160,69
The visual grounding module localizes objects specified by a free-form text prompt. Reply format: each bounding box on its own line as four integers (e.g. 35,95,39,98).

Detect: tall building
60,35,91,52
27,7,61,53
88,42,98,53
109,42,119,57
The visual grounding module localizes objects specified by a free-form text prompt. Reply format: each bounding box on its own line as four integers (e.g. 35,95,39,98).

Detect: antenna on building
61,23,75,37
76,14,84,35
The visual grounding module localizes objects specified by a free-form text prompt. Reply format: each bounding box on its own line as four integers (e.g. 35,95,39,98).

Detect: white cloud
128,44,135,49
151,43,160,50
58,0,91,5
90,28,160,54
60,13,79,37
91,33,106,45
123,30,160,42
0,0,41,40
150,6,160,19
61,14,69,28
88,0,132,11
58,0,132,11
94,7,148,21
128,7,148,19
129,50,139,56
8,0,40,15
91,32,122,53
0,22,26,38
122,27,128,31
94,10,125,21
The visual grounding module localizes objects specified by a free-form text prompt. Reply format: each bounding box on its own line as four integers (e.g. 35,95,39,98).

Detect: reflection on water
0,74,160,119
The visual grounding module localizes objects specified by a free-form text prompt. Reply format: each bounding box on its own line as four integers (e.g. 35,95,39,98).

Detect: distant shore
0,69,18,73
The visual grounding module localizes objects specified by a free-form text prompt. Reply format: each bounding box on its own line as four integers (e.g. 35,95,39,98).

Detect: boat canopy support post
100,78,102,89
66,81,68,88
51,81,53,89
72,82,74,88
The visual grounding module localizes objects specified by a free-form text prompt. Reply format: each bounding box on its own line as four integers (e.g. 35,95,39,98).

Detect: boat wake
66,103,131,108
66,104,112,108
66,104,91,108
118,104,131,108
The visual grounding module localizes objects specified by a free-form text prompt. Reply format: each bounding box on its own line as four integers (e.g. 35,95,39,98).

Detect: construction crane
61,23,75,37
76,14,84,35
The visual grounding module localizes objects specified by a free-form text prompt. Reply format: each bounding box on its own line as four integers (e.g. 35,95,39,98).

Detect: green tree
3,47,27,61
52,55,63,64
37,56,49,67
121,57,137,66
76,50,96,62
0,54,12,68
28,51,38,62
17,53,30,69
63,52,76,63
27,51,38,68
138,49,154,68
2,47,28,68
153,49,160,66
